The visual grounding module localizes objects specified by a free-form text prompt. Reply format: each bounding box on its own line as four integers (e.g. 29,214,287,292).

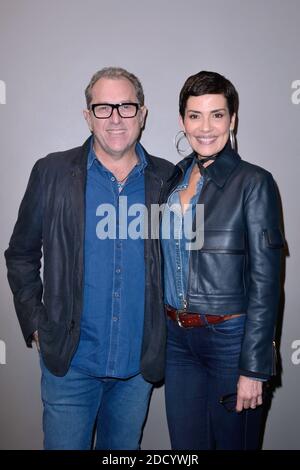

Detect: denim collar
175,156,197,191
87,137,147,174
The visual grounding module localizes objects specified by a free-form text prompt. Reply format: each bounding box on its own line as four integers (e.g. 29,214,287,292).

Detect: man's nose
110,107,122,123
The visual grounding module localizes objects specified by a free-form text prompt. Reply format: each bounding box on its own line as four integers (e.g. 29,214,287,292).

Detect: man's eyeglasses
219,387,269,412
90,102,140,119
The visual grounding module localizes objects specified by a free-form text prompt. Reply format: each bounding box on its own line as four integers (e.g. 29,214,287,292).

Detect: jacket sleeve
4,161,44,346
239,171,284,377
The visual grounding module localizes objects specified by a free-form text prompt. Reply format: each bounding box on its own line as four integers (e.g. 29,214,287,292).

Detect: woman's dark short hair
179,71,239,119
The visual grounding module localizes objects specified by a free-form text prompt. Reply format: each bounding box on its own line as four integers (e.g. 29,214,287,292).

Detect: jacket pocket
188,230,246,295
263,228,285,249
200,229,245,254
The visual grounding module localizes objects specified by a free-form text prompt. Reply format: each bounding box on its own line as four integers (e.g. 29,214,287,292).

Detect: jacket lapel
68,138,90,249
204,144,241,188
169,144,241,190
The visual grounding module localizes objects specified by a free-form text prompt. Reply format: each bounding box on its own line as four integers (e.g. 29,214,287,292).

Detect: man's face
84,78,146,160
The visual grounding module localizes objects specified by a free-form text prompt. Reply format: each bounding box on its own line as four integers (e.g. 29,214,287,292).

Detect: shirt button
177,266,181,270
111,176,115,181
112,316,119,322
116,268,121,274
114,292,120,298
176,242,179,246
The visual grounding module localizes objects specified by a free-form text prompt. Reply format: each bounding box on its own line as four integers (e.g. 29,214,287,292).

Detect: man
5,67,174,449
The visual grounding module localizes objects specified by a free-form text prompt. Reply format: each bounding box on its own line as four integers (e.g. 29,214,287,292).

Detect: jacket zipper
272,340,277,375
185,177,209,309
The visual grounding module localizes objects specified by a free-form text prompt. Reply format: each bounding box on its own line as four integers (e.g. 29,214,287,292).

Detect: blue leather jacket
164,144,284,378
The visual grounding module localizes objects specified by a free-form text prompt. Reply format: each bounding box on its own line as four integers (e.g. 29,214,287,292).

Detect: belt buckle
175,309,185,328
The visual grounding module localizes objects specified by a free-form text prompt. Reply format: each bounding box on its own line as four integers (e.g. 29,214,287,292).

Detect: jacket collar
72,137,91,174
173,142,241,188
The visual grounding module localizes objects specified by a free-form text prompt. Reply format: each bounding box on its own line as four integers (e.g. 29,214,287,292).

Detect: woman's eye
189,113,199,119
214,113,224,118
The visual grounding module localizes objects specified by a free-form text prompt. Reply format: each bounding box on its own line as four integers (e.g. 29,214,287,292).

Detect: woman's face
180,94,236,159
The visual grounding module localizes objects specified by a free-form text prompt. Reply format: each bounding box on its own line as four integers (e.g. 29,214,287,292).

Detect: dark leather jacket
5,138,174,382
165,144,284,378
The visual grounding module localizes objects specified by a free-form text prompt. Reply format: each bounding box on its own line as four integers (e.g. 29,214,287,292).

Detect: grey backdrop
0,0,299,450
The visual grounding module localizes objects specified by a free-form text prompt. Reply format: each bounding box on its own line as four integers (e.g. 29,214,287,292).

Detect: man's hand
236,375,263,412
32,330,40,352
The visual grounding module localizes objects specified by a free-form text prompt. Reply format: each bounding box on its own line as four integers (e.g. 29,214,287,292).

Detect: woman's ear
230,112,236,131
179,115,185,133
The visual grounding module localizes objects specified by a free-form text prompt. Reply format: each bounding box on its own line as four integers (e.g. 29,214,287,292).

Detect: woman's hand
236,375,263,412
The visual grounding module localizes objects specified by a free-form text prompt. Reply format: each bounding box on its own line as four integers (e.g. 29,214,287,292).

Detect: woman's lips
196,136,217,145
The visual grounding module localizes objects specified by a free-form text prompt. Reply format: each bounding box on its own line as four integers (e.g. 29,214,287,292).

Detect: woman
161,71,284,449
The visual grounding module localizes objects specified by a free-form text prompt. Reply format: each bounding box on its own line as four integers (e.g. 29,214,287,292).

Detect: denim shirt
161,158,204,309
71,139,147,378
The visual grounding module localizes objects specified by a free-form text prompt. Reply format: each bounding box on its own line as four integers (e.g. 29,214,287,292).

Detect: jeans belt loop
175,309,183,328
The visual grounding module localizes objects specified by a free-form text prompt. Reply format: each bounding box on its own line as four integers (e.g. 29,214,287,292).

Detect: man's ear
83,109,93,132
139,106,148,128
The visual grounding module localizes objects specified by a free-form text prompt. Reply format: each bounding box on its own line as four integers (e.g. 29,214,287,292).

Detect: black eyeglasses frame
90,102,140,119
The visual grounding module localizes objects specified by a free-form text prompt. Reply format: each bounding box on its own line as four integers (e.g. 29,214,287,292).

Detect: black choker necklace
196,155,217,171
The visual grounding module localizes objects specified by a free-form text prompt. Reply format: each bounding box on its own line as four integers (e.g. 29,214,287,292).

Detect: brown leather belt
165,305,243,328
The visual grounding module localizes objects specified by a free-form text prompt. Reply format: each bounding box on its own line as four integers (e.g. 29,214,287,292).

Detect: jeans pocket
210,315,246,337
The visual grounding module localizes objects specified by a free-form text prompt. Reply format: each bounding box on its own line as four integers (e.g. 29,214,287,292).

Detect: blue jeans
165,315,263,450
40,358,153,450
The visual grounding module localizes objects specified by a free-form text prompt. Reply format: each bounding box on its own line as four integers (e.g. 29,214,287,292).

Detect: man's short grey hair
85,67,145,108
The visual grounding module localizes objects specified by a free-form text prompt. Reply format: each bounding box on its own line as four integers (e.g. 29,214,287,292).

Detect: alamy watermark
0,80,6,104
291,80,300,104
94,197,205,250
291,339,300,365
0,340,6,365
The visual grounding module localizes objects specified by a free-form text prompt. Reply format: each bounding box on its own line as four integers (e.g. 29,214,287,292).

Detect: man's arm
5,161,44,347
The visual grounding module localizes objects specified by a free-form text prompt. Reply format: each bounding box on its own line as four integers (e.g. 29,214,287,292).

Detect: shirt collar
175,156,198,190
135,141,148,173
87,138,147,173
87,137,98,170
